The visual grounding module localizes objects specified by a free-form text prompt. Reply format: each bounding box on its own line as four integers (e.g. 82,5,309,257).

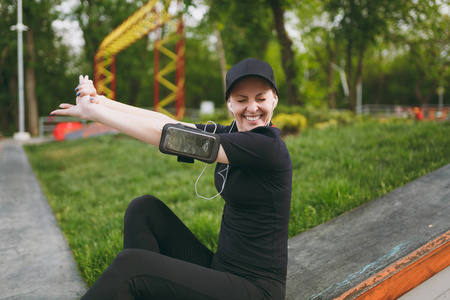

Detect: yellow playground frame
94,0,185,119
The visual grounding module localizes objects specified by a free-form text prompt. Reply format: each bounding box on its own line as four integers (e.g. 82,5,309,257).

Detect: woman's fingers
50,103,77,116
75,75,96,97
50,108,73,116
59,103,75,109
78,85,96,97
52,75,95,117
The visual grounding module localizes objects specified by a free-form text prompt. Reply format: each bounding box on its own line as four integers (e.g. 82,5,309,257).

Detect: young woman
52,58,292,300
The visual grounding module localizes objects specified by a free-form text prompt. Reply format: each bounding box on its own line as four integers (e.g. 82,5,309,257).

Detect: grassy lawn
25,119,450,286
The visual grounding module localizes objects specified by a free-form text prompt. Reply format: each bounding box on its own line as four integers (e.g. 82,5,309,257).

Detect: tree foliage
205,0,273,63
294,0,449,109
0,0,448,135
0,0,75,135
204,0,302,105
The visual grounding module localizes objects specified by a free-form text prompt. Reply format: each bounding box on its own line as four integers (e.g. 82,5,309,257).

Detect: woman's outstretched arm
75,75,177,121
51,75,229,163
51,75,187,146
51,95,171,147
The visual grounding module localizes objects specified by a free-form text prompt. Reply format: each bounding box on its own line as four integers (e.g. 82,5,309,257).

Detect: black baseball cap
225,58,278,100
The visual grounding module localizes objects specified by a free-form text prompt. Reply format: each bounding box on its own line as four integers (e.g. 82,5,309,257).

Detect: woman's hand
50,75,98,119
74,75,100,104
50,96,94,120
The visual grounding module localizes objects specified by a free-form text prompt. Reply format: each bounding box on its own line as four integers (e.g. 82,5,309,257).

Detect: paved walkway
0,138,87,300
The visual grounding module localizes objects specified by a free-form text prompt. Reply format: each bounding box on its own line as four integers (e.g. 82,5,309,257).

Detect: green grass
24,119,450,286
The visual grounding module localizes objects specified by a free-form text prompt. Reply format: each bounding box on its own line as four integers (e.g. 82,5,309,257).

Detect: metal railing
361,104,450,121
39,116,87,138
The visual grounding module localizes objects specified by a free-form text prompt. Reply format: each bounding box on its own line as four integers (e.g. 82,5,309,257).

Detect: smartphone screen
164,126,216,160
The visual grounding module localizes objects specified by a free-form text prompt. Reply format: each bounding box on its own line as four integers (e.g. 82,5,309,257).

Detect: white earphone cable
194,121,234,200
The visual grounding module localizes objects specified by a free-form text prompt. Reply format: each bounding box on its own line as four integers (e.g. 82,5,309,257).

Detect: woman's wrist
97,95,113,107
86,100,104,121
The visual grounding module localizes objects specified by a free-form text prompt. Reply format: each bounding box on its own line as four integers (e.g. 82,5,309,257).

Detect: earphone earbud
273,98,278,110
228,102,234,113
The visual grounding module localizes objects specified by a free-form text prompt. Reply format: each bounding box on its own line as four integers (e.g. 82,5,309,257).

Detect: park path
0,138,87,300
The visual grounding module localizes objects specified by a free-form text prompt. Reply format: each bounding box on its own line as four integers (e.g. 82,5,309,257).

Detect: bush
314,119,338,129
272,113,307,136
329,110,361,125
276,104,361,127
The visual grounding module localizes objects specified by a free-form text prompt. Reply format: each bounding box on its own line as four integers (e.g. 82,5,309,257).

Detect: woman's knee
112,249,159,276
124,195,164,222
113,249,141,267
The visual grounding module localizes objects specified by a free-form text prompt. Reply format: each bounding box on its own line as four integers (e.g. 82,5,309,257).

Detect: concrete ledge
338,231,449,299
286,164,450,300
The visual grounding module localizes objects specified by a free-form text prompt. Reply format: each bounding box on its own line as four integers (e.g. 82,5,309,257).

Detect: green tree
205,0,301,105
266,0,302,105
23,0,66,135
0,0,18,134
205,0,272,63
0,0,74,135
184,29,224,108
292,0,343,108
324,0,382,110
361,1,449,107
404,5,449,105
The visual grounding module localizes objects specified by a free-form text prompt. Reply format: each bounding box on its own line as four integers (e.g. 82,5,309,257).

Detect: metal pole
12,0,30,140
18,0,25,133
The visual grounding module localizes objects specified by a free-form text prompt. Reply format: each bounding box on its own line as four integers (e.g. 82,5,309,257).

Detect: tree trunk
373,74,385,104
346,39,356,110
414,70,437,106
25,29,39,136
315,36,338,109
84,0,101,74
215,26,227,95
327,39,338,109
346,39,366,112
128,78,141,107
354,44,365,112
3,76,18,134
0,47,8,81
373,50,384,105
128,40,148,106
267,0,301,105
0,47,9,132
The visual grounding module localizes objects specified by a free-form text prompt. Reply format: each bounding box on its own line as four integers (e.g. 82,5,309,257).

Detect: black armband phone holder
159,123,221,164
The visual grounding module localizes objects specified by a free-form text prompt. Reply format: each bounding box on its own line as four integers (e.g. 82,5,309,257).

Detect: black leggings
80,195,268,300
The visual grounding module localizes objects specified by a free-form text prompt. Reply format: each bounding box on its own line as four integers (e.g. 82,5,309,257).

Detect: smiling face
227,76,278,132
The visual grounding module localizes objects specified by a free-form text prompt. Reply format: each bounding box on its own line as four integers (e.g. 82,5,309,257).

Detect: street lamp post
11,0,30,141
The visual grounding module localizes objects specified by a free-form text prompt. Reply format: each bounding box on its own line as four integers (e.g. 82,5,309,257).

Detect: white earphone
228,102,234,113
